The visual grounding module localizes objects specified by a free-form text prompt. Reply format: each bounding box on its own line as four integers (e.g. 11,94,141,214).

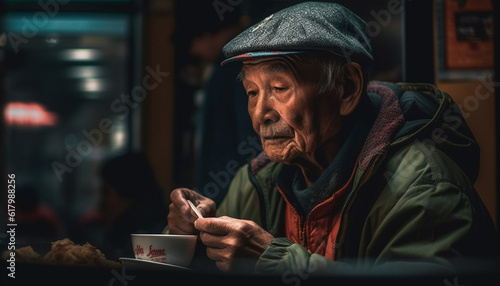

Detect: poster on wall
436,0,494,80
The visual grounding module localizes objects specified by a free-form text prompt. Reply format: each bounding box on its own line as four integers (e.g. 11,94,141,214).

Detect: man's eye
247,91,257,97
274,86,287,92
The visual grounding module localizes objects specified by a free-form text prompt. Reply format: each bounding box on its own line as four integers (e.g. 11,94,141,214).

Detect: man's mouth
259,126,294,141
260,133,294,143
261,136,291,140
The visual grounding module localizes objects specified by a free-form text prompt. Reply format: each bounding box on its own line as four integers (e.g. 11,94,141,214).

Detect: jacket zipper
333,152,387,260
333,187,355,259
298,217,307,248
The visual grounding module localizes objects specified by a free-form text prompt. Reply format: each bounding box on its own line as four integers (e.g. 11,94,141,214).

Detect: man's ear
339,62,364,117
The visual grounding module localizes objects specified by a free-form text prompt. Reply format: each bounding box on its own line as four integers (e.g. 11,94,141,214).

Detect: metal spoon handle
187,200,203,218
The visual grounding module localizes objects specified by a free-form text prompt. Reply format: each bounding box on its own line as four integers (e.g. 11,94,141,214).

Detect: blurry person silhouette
74,152,168,260
174,1,258,206
16,185,60,246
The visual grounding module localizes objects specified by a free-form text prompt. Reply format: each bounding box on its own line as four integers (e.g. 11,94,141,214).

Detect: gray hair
287,51,369,98
238,51,368,98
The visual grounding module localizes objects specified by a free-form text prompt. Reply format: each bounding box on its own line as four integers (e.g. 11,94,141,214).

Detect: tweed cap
221,1,373,67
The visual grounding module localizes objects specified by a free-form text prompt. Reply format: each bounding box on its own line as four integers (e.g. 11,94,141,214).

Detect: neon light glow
4,102,58,127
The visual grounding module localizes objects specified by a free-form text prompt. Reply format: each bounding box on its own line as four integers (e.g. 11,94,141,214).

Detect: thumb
194,217,229,235
193,217,218,233
193,217,204,230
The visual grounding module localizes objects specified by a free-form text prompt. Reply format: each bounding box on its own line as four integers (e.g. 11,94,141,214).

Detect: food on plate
2,238,121,268
2,245,42,264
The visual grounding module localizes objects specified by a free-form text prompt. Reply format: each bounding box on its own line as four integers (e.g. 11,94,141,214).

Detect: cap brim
221,51,304,66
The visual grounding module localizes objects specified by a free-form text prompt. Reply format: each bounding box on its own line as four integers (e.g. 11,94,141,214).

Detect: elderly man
167,1,499,276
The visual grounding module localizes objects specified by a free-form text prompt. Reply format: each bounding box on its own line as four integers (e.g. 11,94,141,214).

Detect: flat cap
221,1,373,67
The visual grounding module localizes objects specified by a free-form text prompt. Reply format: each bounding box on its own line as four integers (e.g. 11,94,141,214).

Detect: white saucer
119,257,191,271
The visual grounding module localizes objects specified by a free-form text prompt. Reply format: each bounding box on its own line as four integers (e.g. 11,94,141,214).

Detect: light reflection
68,66,105,78
112,124,126,151
4,102,58,127
81,78,105,92
45,33,60,47
61,49,101,61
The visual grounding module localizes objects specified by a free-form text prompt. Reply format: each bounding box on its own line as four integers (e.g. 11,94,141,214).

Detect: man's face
241,57,343,164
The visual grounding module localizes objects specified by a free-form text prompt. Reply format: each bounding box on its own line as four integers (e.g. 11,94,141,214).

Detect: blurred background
0,0,497,260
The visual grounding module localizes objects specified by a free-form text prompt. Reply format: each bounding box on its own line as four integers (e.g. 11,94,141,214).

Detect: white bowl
131,234,197,267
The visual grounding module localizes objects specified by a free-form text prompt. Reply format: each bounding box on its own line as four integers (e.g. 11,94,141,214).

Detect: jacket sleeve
255,236,457,277
254,142,495,276
253,183,470,276
362,142,498,267
255,238,357,276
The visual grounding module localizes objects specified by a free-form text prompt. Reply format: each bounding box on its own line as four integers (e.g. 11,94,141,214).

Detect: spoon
187,200,203,218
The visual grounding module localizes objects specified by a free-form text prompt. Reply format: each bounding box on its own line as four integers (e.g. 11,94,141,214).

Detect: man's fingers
199,232,227,249
194,217,232,235
169,188,192,201
194,217,236,249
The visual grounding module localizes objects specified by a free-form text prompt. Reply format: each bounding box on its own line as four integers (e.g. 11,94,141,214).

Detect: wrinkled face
241,57,343,164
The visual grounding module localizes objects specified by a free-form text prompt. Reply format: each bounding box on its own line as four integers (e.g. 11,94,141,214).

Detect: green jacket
216,82,499,276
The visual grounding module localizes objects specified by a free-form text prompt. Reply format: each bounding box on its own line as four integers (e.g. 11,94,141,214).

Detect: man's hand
167,188,216,234
194,216,274,272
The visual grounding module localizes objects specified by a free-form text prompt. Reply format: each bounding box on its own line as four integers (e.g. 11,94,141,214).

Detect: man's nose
253,92,279,125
